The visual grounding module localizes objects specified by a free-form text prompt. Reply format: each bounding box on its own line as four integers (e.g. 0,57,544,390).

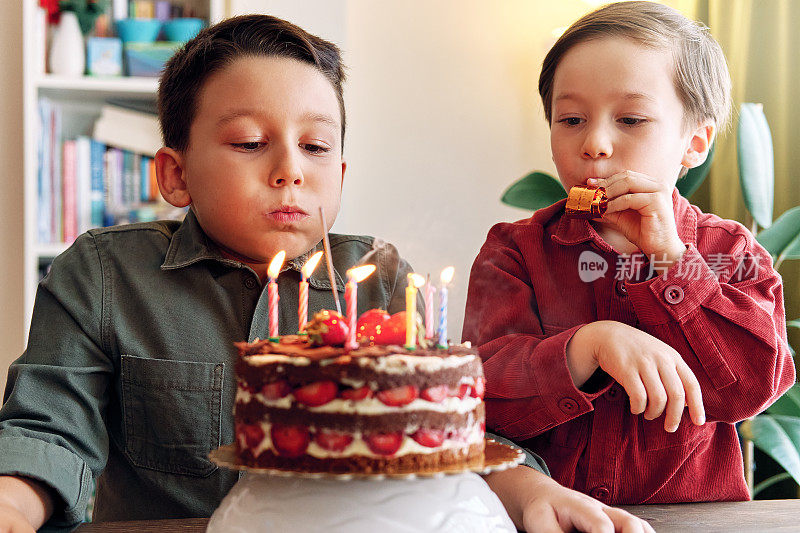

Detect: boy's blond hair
539,1,732,132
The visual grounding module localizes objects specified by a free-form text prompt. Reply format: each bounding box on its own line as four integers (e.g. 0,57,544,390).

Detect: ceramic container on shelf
48,11,85,76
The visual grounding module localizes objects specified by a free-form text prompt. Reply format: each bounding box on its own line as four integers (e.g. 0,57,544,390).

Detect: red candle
298,251,323,332
267,251,286,340
344,265,376,350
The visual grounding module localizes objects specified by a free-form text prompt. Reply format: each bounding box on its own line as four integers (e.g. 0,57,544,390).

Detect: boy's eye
231,142,264,152
557,117,584,126
302,143,330,154
619,117,646,126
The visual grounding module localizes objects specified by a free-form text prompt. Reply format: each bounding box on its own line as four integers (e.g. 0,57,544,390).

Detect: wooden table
74,499,800,532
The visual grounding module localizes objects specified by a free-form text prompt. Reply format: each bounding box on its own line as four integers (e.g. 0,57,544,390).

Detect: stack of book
37,98,185,245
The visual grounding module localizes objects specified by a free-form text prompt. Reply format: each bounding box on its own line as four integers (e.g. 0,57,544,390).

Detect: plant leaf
677,143,714,199
501,171,567,211
767,384,800,417
788,319,800,330
755,206,800,259
739,415,800,485
737,103,774,229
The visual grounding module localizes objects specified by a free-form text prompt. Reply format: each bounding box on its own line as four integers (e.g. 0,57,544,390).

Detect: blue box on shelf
87,37,123,76
123,41,182,77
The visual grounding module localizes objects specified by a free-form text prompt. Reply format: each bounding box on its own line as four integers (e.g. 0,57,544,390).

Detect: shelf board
35,74,159,97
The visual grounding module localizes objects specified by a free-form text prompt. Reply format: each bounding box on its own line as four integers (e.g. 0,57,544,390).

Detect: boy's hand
522,480,655,533
485,466,654,533
587,172,686,268
0,503,36,533
568,321,705,432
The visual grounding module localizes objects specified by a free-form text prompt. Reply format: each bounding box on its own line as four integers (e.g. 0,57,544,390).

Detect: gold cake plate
209,438,524,481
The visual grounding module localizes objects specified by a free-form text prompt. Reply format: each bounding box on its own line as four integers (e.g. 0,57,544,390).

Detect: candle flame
301,251,324,279
267,250,286,279
408,273,426,288
440,266,455,284
347,264,376,283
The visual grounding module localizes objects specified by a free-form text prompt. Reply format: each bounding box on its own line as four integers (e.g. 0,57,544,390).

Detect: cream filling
244,352,478,374
235,382,481,415
239,421,483,460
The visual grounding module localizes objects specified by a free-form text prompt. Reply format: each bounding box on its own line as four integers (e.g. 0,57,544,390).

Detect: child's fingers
603,506,654,533
639,363,668,420
527,502,571,533
677,363,705,425
617,370,648,415
589,171,661,199
605,192,661,215
658,364,686,432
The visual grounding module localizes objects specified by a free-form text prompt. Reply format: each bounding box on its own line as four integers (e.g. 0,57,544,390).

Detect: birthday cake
233,310,486,474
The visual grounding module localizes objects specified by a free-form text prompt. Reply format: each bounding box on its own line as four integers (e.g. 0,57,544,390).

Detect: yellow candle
405,273,426,349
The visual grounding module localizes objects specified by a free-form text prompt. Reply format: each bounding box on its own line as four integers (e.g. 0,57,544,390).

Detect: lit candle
344,265,376,350
438,266,455,348
298,251,323,332
425,276,435,339
405,273,426,350
267,250,286,341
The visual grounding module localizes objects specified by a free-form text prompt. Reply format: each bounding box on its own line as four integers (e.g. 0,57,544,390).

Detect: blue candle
437,267,454,348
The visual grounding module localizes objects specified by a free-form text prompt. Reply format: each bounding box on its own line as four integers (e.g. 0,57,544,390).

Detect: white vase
48,12,85,76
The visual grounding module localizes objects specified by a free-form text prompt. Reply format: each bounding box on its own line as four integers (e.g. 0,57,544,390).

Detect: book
92,101,161,157
75,136,92,234
90,139,106,228
62,139,78,243
37,98,52,243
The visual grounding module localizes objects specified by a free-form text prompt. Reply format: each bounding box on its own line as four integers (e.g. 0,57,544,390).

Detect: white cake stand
207,440,523,532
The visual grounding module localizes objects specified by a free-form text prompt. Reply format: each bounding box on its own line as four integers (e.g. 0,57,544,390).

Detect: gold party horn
565,185,608,219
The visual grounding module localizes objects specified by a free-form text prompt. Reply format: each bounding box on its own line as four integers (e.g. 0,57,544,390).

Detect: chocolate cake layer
236,357,482,391
237,442,485,475
235,401,484,433
236,338,478,359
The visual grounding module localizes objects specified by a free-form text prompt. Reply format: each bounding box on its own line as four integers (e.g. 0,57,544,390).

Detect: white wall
0,2,25,394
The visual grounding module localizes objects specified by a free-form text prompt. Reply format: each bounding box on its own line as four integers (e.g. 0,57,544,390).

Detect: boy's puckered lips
266,205,310,224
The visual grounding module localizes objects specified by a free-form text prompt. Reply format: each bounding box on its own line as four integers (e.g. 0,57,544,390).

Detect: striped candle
425,280,435,339
298,251,323,332
298,280,309,331
266,251,286,341
345,265,376,351
268,281,279,339
437,267,455,348
437,285,448,348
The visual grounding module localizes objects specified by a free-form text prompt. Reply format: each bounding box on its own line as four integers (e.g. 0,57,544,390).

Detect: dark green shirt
0,211,545,530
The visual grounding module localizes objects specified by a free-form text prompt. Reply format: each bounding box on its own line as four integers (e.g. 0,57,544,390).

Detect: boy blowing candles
464,1,795,506
0,13,646,533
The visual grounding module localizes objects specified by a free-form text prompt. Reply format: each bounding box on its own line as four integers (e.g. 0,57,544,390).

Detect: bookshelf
22,1,227,335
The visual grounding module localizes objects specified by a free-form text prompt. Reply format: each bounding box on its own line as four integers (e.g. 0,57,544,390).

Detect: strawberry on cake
233,309,486,474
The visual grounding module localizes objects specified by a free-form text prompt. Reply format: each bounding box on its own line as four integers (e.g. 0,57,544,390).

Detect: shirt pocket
642,415,713,451
120,355,224,477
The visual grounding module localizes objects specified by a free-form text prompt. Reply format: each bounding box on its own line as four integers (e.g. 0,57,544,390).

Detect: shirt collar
161,210,346,291
551,188,697,251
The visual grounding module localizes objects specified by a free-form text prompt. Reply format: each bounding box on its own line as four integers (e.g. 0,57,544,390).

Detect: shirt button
558,398,579,413
590,486,610,501
244,278,257,290
664,284,684,304
614,280,627,297
605,385,619,400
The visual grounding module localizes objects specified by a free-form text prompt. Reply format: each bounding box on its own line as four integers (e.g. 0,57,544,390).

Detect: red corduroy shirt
463,190,795,504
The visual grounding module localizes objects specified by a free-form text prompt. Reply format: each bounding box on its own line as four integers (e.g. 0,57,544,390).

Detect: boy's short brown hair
158,14,346,153
539,1,731,132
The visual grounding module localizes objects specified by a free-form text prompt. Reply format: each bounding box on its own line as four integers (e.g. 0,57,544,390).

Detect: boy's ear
340,160,347,187
682,122,716,169
155,147,191,208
